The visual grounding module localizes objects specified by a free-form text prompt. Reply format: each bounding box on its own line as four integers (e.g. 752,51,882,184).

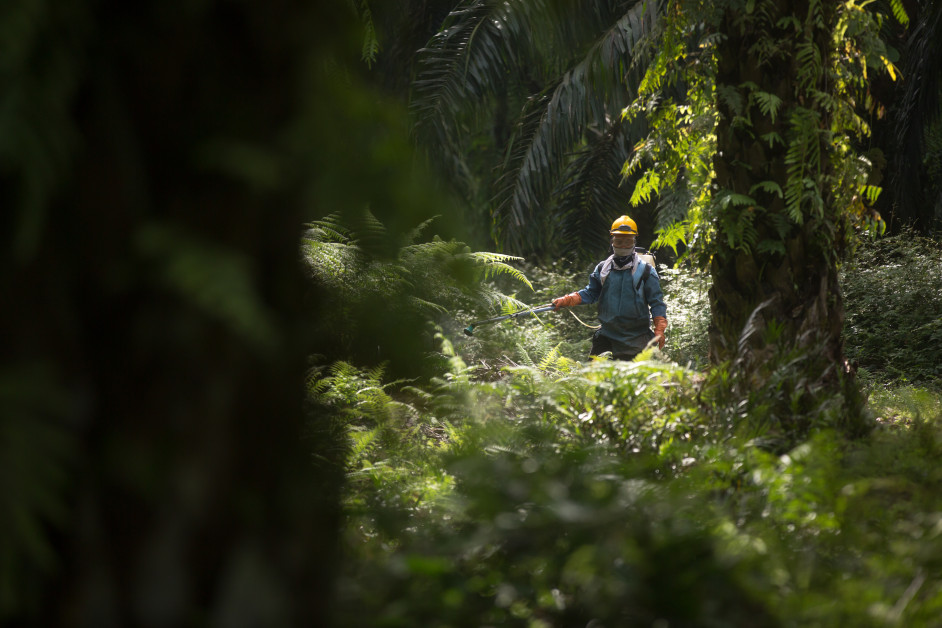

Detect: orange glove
652,316,667,349
552,292,582,310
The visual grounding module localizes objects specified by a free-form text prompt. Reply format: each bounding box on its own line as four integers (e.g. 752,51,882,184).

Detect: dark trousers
590,329,640,361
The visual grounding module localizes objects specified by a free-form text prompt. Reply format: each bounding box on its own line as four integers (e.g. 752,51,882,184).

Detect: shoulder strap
634,262,651,292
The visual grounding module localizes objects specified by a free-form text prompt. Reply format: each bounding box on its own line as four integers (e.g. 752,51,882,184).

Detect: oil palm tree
653,0,906,437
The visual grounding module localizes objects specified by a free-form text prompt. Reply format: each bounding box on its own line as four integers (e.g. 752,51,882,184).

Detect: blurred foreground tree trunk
0,1,363,624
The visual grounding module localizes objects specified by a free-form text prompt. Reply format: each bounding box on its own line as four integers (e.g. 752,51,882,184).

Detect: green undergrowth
311,231,942,626
842,229,942,383
324,351,942,626
450,257,711,373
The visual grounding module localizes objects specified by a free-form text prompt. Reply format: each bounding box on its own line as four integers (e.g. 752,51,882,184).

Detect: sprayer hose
568,309,601,330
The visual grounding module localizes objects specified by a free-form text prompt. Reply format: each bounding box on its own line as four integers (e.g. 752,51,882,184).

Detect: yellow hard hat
610,215,638,236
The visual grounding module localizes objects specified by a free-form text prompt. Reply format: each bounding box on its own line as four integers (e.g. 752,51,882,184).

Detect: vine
623,0,906,266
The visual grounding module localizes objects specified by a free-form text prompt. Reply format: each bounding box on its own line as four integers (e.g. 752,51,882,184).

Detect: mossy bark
709,1,853,412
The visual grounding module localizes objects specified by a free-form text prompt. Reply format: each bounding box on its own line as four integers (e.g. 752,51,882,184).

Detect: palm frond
411,0,539,187
490,0,658,256
553,119,636,260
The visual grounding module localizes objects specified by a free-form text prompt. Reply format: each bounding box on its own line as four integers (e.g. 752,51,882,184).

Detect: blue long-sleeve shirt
577,253,667,355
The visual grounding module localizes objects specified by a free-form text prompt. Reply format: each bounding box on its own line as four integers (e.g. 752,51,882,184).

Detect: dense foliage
303,212,533,377
4,1,941,625
406,1,916,443
307,227,942,626
843,230,942,383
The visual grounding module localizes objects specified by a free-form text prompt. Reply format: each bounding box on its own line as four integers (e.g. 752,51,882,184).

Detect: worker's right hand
552,292,582,310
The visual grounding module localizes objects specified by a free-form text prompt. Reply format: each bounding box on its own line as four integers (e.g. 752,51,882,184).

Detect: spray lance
463,304,556,336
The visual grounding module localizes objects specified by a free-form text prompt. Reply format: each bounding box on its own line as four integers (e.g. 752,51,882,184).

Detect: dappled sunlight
6,0,940,625
321,242,942,625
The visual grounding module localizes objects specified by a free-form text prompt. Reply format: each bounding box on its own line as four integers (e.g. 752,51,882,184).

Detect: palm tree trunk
709,1,849,398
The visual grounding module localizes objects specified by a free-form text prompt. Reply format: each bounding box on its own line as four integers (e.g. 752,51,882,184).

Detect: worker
552,215,668,360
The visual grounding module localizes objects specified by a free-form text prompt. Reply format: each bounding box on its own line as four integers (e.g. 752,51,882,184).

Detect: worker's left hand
653,316,668,349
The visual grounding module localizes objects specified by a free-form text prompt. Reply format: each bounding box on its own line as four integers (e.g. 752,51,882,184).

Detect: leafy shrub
842,231,942,383
335,426,779,628
323,235,942,627
308,361,456,548
303,212,535,377
328,343,942,626
657,264,711,368
329,347,789,626
546,358,707,461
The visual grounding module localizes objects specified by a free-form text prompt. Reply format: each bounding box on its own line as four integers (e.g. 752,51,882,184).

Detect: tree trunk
1,1,352,624
709,1,855,428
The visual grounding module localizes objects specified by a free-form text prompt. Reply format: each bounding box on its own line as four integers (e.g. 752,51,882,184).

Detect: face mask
613,246,634,258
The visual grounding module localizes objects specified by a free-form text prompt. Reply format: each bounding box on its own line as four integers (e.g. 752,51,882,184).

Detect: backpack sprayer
463,304,555,336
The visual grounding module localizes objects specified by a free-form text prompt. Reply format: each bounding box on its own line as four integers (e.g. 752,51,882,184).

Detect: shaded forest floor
317,231,942,627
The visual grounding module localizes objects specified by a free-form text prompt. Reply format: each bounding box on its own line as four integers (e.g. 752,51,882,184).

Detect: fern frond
753,91,783,124
515,346,537,369
654,174,695,229
467,251,525,265
305,213,352,244
716,84,744,116
888,0,909,26
537,343,575,375
776,16,801,32
630,169,662,205
468,252,534,291
767,212,792,240
351,0,380,68
303,212,535,366
348,426,380,462
538,345,560,371
717,191,756,209
406,296,449,315
760,131,784,148
749,180,783,199
491,293,532,316
354,208,388,244
652,220,688,257
405,216,439,244
756,239,786,255
399,239,464,260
